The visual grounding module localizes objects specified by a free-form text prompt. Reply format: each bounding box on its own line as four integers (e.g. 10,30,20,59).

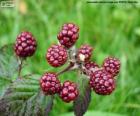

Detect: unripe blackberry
59,81,79,103
46,44,68,67
90,69,115,95
57,23,79,48
40,72,61,95
78,45,93,62
103,57,121,77
14,31,37,57
83,61,99,75
84,61,99,70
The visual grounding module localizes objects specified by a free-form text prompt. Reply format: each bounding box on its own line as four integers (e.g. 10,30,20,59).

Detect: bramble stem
18,58,24,78
57,62,75,76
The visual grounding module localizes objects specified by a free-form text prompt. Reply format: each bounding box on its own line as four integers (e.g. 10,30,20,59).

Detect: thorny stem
18,58,24,78
57,62,75,76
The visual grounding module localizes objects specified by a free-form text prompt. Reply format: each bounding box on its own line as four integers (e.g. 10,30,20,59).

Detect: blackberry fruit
83,61,99,75
59,81,79,103
84,61,99,70
46,44,68,67
78,45,93,62
14,31,37,57
103,57,121,77
90,69,115,95
57,23,79,48
40,72,61,95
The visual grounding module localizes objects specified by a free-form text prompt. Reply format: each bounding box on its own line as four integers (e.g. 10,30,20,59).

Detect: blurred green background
0,0,140,116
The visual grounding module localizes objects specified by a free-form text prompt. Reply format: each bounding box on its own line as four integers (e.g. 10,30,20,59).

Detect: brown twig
57,62,75,76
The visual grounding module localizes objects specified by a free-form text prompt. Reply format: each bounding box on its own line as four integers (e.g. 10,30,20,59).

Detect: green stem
18,58,24,78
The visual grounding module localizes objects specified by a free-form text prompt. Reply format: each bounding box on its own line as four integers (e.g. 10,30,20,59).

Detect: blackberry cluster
59,81,79,103
89,69,115,95
78,45,93,61
14,23,121,103
84,61,99,70
83,61,99,75
46,44,68,67
103,57,121,77
57,23,79,48
87,57,120,95
41,23,80,102
82,56,120,95
14,31,37,57
40,72,61,95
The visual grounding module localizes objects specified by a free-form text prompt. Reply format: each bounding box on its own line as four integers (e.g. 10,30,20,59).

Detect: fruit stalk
57,62,75,76
18,58,24,78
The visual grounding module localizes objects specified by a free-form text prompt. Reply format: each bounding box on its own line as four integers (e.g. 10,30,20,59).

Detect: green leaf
0,44,18,78
0,75,51,116
0,44,18,97
74,74,91,116
12,78,39,92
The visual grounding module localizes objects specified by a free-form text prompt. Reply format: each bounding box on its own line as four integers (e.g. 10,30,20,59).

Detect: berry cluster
40,72,61,95
14,23,121,103
88,57,120,95
46,44,68,67
59,81,79,102
89,69,115,95
14,31,37,57
78,45,93,61
57,23,79,48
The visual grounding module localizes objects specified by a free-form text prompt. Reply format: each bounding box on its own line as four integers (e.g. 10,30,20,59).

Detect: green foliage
0,44,18,97
0,44,53,115
0,44,18,78
0,0,140,115
0,74,50,116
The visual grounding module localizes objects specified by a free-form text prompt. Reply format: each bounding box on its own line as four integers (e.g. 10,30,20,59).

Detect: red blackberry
57,23,79,48
84,61,99,70
46,44,68,67
78,45,93,62
103,57,121,77
59,81,79,103
40,72,61,95
90,69,115,95
83,61,99,75
14,31,37,57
